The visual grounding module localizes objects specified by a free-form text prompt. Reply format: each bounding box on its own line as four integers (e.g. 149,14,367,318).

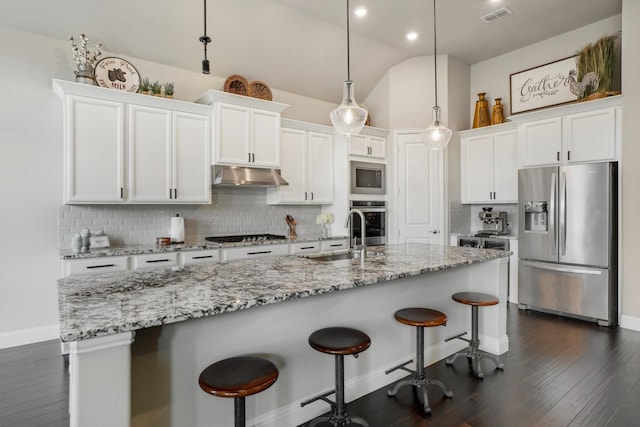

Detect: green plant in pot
164,82,174,98
139,77,150,94
150,81,162,96
574,34,618,100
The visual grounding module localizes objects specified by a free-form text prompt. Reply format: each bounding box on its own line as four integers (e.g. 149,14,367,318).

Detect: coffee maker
478,207,508,235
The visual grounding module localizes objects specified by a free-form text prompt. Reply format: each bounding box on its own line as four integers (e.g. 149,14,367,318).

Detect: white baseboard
620,314,640,331
0,324,59,349
251,339,467,427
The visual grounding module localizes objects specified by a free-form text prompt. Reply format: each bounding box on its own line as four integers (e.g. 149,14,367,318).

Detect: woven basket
223,75,249,96
579,90,621,102
248,80,272,101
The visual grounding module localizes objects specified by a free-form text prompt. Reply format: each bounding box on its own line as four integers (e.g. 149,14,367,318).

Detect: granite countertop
60,235,349,260
57,243,509,342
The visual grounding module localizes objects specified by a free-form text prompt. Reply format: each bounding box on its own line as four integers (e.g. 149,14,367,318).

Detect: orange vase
473,92,491,128
491,98,504,125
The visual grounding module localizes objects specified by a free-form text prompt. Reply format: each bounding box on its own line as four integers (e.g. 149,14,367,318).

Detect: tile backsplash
58,187,322,249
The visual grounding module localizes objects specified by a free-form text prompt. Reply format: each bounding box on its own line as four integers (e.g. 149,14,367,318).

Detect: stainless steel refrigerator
518,162,618,326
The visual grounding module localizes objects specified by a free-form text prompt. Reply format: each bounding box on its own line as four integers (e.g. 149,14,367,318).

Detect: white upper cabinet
460,123,518,204
63,95,126,203
54,79,212,204
267,120,334,205
196,90,288,168
348,127,387,159
512,96,621,168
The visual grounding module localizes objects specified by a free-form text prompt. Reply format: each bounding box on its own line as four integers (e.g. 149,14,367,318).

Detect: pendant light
330,0,368,137
199,0,211,74
423,0,452,150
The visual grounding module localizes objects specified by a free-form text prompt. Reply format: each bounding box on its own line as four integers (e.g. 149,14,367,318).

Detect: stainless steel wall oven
349,200,386,246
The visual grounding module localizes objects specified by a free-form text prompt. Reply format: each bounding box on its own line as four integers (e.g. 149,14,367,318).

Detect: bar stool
198,356,279,427
301,327,371,427
385,308,453,414
445,292,504,379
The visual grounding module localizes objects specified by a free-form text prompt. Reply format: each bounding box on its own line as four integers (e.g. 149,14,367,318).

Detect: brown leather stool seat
199,356,278,427
445,292,504,378
385,308,453,414
301,327,371,427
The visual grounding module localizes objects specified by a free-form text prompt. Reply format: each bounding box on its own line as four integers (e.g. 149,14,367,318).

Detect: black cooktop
205,234,287,243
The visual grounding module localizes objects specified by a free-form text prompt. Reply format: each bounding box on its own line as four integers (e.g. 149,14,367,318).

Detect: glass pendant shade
330,80,368,137
423,106,453,150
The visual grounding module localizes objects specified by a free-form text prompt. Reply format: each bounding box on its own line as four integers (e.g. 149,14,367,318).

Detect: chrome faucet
345,209,366,259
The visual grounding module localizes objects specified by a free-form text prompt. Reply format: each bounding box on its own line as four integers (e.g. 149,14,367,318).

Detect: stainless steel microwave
350,161,385,195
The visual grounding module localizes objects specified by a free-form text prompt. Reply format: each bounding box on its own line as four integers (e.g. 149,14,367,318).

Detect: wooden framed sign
510,56,577,114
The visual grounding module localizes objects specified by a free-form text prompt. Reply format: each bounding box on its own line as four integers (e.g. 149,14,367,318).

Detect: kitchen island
58,243,509,427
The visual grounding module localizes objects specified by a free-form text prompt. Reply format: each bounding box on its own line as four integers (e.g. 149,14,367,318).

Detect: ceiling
1,0,621,103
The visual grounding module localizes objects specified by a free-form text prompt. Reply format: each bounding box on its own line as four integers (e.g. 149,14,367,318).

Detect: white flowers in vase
316,213,334,239
69,33,102,84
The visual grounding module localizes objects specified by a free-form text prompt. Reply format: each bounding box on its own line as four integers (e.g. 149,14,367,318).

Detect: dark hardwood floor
2,304,639,427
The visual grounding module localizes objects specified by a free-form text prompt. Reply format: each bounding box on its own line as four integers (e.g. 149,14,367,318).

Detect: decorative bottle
491,98,504,125
472,92,491,128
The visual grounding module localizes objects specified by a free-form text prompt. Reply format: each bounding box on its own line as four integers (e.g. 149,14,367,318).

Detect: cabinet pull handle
192,255,214,259
301,246,315,250
248,152,251,163
174,188,177,199
305,192,308,200
328,243,343,247
146,259,171,263
557,151,560,161
169,188,173,199
120,188,124,199
567,151,571,161
252,153,255,163
86,264,115,269
311,192,314,200
246,250,272,255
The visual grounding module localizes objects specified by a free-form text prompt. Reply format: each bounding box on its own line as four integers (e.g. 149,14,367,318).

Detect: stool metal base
301,354,369,427
386,326,453,413
445,305,504,379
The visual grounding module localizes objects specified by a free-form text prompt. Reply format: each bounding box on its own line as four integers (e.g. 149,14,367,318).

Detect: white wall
470,14,622,123
0,25,340,348
621,0,640,327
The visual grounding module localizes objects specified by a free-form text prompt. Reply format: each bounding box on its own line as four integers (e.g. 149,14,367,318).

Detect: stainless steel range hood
212,165,289,187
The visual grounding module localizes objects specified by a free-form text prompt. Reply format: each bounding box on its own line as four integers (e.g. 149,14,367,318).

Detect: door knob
428,230,439,234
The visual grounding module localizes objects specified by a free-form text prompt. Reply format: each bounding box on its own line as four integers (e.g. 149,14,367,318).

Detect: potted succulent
164,82,174,98
150,81,162,96
139,77,150,95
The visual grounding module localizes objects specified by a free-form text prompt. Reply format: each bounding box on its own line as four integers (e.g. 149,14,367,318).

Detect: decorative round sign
94,57,141,93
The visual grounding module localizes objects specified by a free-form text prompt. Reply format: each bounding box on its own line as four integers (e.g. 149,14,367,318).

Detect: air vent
481,7,513,23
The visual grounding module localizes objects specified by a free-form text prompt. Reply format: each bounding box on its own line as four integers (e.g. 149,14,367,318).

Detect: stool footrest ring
384,359,414,375
300,389,335,408
445,331,468,342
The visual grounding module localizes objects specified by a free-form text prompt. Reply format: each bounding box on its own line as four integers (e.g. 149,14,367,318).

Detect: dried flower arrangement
575,34,619,100
68,34,102,83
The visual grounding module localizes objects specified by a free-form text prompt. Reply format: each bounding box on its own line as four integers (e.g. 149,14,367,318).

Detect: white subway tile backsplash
58,187,322,249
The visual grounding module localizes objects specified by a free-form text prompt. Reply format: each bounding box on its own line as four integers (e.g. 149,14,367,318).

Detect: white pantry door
396,131,444,244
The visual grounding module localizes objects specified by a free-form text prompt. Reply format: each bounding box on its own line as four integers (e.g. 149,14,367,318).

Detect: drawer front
222,244,289,261
64,256,130,277
290,241,320,255
321,239,349,252
180,250,220,265
132,253,179,270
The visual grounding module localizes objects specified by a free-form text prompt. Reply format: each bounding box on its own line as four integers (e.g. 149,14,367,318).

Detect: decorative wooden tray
248,80,272,101
223,75,249,96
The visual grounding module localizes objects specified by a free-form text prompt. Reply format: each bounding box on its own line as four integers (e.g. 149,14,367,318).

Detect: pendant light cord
433,0,438,107
346,0,351,81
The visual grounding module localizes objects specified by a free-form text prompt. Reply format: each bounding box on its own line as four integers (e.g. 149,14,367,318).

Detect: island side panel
129,258,508,427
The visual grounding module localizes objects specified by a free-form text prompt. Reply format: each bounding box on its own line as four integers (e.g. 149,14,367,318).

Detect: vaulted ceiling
1,0,621,103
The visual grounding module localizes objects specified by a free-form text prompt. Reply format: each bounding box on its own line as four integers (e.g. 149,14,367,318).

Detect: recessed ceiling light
354,7,367,17
406,32,418,41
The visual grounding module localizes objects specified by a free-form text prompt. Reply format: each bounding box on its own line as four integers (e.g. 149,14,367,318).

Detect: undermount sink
305,250,383,262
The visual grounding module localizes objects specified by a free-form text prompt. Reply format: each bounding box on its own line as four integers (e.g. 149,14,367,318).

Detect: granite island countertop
59,234,348,259
57,243,509,342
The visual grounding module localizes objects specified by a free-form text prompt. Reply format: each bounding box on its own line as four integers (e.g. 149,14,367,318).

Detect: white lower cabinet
267,120,334,204
132,253,179,270
222,244,290,261
321,239,349,251
63,256,130,277
180,250,220,265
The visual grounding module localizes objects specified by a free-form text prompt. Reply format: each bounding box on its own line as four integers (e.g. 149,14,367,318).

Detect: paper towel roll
170,215,185,243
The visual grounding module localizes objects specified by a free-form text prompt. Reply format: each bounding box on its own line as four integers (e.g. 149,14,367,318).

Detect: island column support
68,331,135,427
